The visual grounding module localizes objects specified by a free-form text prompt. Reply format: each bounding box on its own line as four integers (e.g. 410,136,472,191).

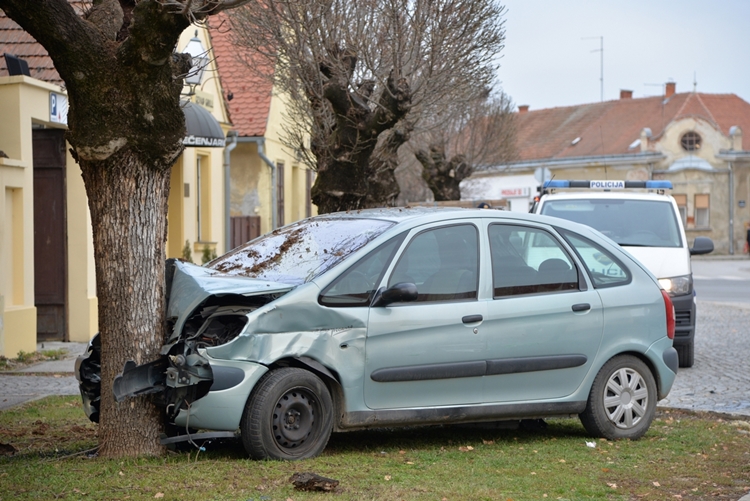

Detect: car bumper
671,292,695,344
172,357,269,431
646,337,678,400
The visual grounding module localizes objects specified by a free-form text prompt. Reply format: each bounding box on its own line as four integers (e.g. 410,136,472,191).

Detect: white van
532,180,714,368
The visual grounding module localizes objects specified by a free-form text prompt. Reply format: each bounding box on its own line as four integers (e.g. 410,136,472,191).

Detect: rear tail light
661,290,675,339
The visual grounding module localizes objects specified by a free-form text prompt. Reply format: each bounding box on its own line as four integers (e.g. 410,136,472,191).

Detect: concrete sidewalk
0,341,87,411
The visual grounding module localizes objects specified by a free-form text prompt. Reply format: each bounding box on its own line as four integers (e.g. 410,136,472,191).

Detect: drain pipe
728,162,734,255
223,131,238,252
238,137,277,231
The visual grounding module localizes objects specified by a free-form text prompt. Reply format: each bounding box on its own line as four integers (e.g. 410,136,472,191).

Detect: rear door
482,223,603,402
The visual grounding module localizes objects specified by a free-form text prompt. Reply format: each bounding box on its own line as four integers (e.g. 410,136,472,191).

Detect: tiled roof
209,13,274,137
515,91,750,161
0,9,62,85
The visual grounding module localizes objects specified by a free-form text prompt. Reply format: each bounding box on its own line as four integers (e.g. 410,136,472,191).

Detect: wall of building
0,76,98,355
165,27,232,263
166,145,227,263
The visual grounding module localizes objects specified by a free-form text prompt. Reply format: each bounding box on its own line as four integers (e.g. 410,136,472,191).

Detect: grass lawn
1,396,749,500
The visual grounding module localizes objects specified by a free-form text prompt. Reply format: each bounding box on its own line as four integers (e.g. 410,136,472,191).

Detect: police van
532,180,714,368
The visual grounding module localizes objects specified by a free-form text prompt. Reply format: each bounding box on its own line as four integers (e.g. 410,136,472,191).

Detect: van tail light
661,290,675,339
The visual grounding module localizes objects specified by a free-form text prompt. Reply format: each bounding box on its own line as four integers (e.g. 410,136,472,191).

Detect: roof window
680,131,702,152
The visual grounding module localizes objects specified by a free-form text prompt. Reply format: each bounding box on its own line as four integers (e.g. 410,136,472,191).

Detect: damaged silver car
76,207,678,460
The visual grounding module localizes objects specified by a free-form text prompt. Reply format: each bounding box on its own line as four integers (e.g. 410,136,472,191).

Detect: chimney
665,82,676,98
518,105,529,114
729,126,743,151
640,127,652,152
620,90,633,99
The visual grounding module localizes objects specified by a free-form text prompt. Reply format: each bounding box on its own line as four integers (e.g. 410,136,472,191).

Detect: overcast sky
497,0,750,111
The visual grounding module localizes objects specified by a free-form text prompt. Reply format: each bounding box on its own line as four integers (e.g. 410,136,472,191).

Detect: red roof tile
209,13,274,137
515,92,750,160
0,9,62,85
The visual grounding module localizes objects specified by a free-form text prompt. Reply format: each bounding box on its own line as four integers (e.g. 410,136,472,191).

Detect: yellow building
0,12,316,357
0,74,96,357
210,14,316,244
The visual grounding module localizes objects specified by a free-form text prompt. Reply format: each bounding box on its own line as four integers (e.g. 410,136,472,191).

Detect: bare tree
230,0,507,213
414,92,517,201
0,0,248,457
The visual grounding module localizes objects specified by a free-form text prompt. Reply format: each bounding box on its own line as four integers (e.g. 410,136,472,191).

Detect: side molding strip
370,354,588,383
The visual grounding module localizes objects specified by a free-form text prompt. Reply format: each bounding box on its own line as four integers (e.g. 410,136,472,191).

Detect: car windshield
541,198,683,248
209,217,394,284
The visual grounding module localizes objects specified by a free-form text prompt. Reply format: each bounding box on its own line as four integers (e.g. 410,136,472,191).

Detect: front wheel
579,355,656,440
241,368,333,460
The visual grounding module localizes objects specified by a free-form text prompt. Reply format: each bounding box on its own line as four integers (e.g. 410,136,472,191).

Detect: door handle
572,303,591,312
462,314,483,324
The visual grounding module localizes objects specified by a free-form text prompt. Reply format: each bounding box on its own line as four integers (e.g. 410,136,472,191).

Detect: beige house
0,74,97,357
210,14,315,244
463,83,750,254
0,9,316,358
0,19,215,357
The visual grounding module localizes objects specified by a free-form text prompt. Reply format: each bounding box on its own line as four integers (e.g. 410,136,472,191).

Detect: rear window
541,198,682,248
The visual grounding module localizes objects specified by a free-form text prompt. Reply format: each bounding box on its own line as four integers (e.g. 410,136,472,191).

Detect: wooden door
230,215,261,249
33,129,68,341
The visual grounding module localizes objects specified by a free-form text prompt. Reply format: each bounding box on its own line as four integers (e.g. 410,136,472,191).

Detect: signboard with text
50,92,68,125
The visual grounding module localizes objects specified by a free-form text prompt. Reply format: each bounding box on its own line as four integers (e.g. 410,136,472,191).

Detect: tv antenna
583,36,603,101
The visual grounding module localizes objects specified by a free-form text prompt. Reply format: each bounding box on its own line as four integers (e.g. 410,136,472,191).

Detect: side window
489,224,579,297
388,224,478,303
560,230,630,288
319,234,405,307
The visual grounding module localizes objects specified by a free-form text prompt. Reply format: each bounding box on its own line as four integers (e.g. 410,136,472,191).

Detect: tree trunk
417,144,473,202
310,70,411,213
79,149,170,457
364,126,411,208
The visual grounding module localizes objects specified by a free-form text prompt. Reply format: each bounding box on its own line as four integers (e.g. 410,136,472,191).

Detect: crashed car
76,207,678,460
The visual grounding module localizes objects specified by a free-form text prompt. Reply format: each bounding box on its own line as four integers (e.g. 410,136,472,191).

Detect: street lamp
183,30,208,94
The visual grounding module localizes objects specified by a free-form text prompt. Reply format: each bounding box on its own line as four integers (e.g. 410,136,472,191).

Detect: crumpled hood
167,260,295,321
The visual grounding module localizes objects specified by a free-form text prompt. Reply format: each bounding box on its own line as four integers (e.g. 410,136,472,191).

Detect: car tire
241,367,333,460
579,355,656,440
676,341,694,368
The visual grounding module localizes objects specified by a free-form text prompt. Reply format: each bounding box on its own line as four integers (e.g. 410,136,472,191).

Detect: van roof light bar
543,180,673,190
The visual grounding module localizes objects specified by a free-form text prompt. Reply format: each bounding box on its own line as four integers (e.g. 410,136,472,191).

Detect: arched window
680,131,702,151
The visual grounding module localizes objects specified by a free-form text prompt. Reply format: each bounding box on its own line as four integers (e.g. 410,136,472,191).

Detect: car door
364,222,487,410
482,223,604,403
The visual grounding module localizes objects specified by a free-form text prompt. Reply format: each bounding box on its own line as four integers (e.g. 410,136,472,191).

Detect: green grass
1,397,749,500
0,348,69,371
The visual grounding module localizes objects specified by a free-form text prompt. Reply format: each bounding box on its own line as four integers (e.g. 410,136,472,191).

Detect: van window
560,230,630,288
541,199,682,248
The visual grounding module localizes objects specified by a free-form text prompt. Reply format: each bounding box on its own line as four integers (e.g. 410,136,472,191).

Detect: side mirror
690,236,714,256
371,282,418,307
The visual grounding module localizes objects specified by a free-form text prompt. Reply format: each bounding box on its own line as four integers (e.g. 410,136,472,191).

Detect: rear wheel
241,368,333,460
579,355,656,440
676,341,694,368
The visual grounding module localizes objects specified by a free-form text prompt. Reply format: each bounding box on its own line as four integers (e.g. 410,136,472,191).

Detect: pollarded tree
230,0,507,213
414,92,518,201
0,0,248,457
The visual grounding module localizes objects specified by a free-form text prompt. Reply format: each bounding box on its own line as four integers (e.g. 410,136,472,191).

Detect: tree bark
80,150,170,456
310,70,411,213
0,0,195,457
416,144,472,202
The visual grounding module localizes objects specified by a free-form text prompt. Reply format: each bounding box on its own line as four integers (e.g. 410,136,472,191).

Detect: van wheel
241,368,333,460
579,355,656,440
676,342,694,368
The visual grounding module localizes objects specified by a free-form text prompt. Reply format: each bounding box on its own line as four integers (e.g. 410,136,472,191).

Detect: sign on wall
500,187,531,197
49,92,68,125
